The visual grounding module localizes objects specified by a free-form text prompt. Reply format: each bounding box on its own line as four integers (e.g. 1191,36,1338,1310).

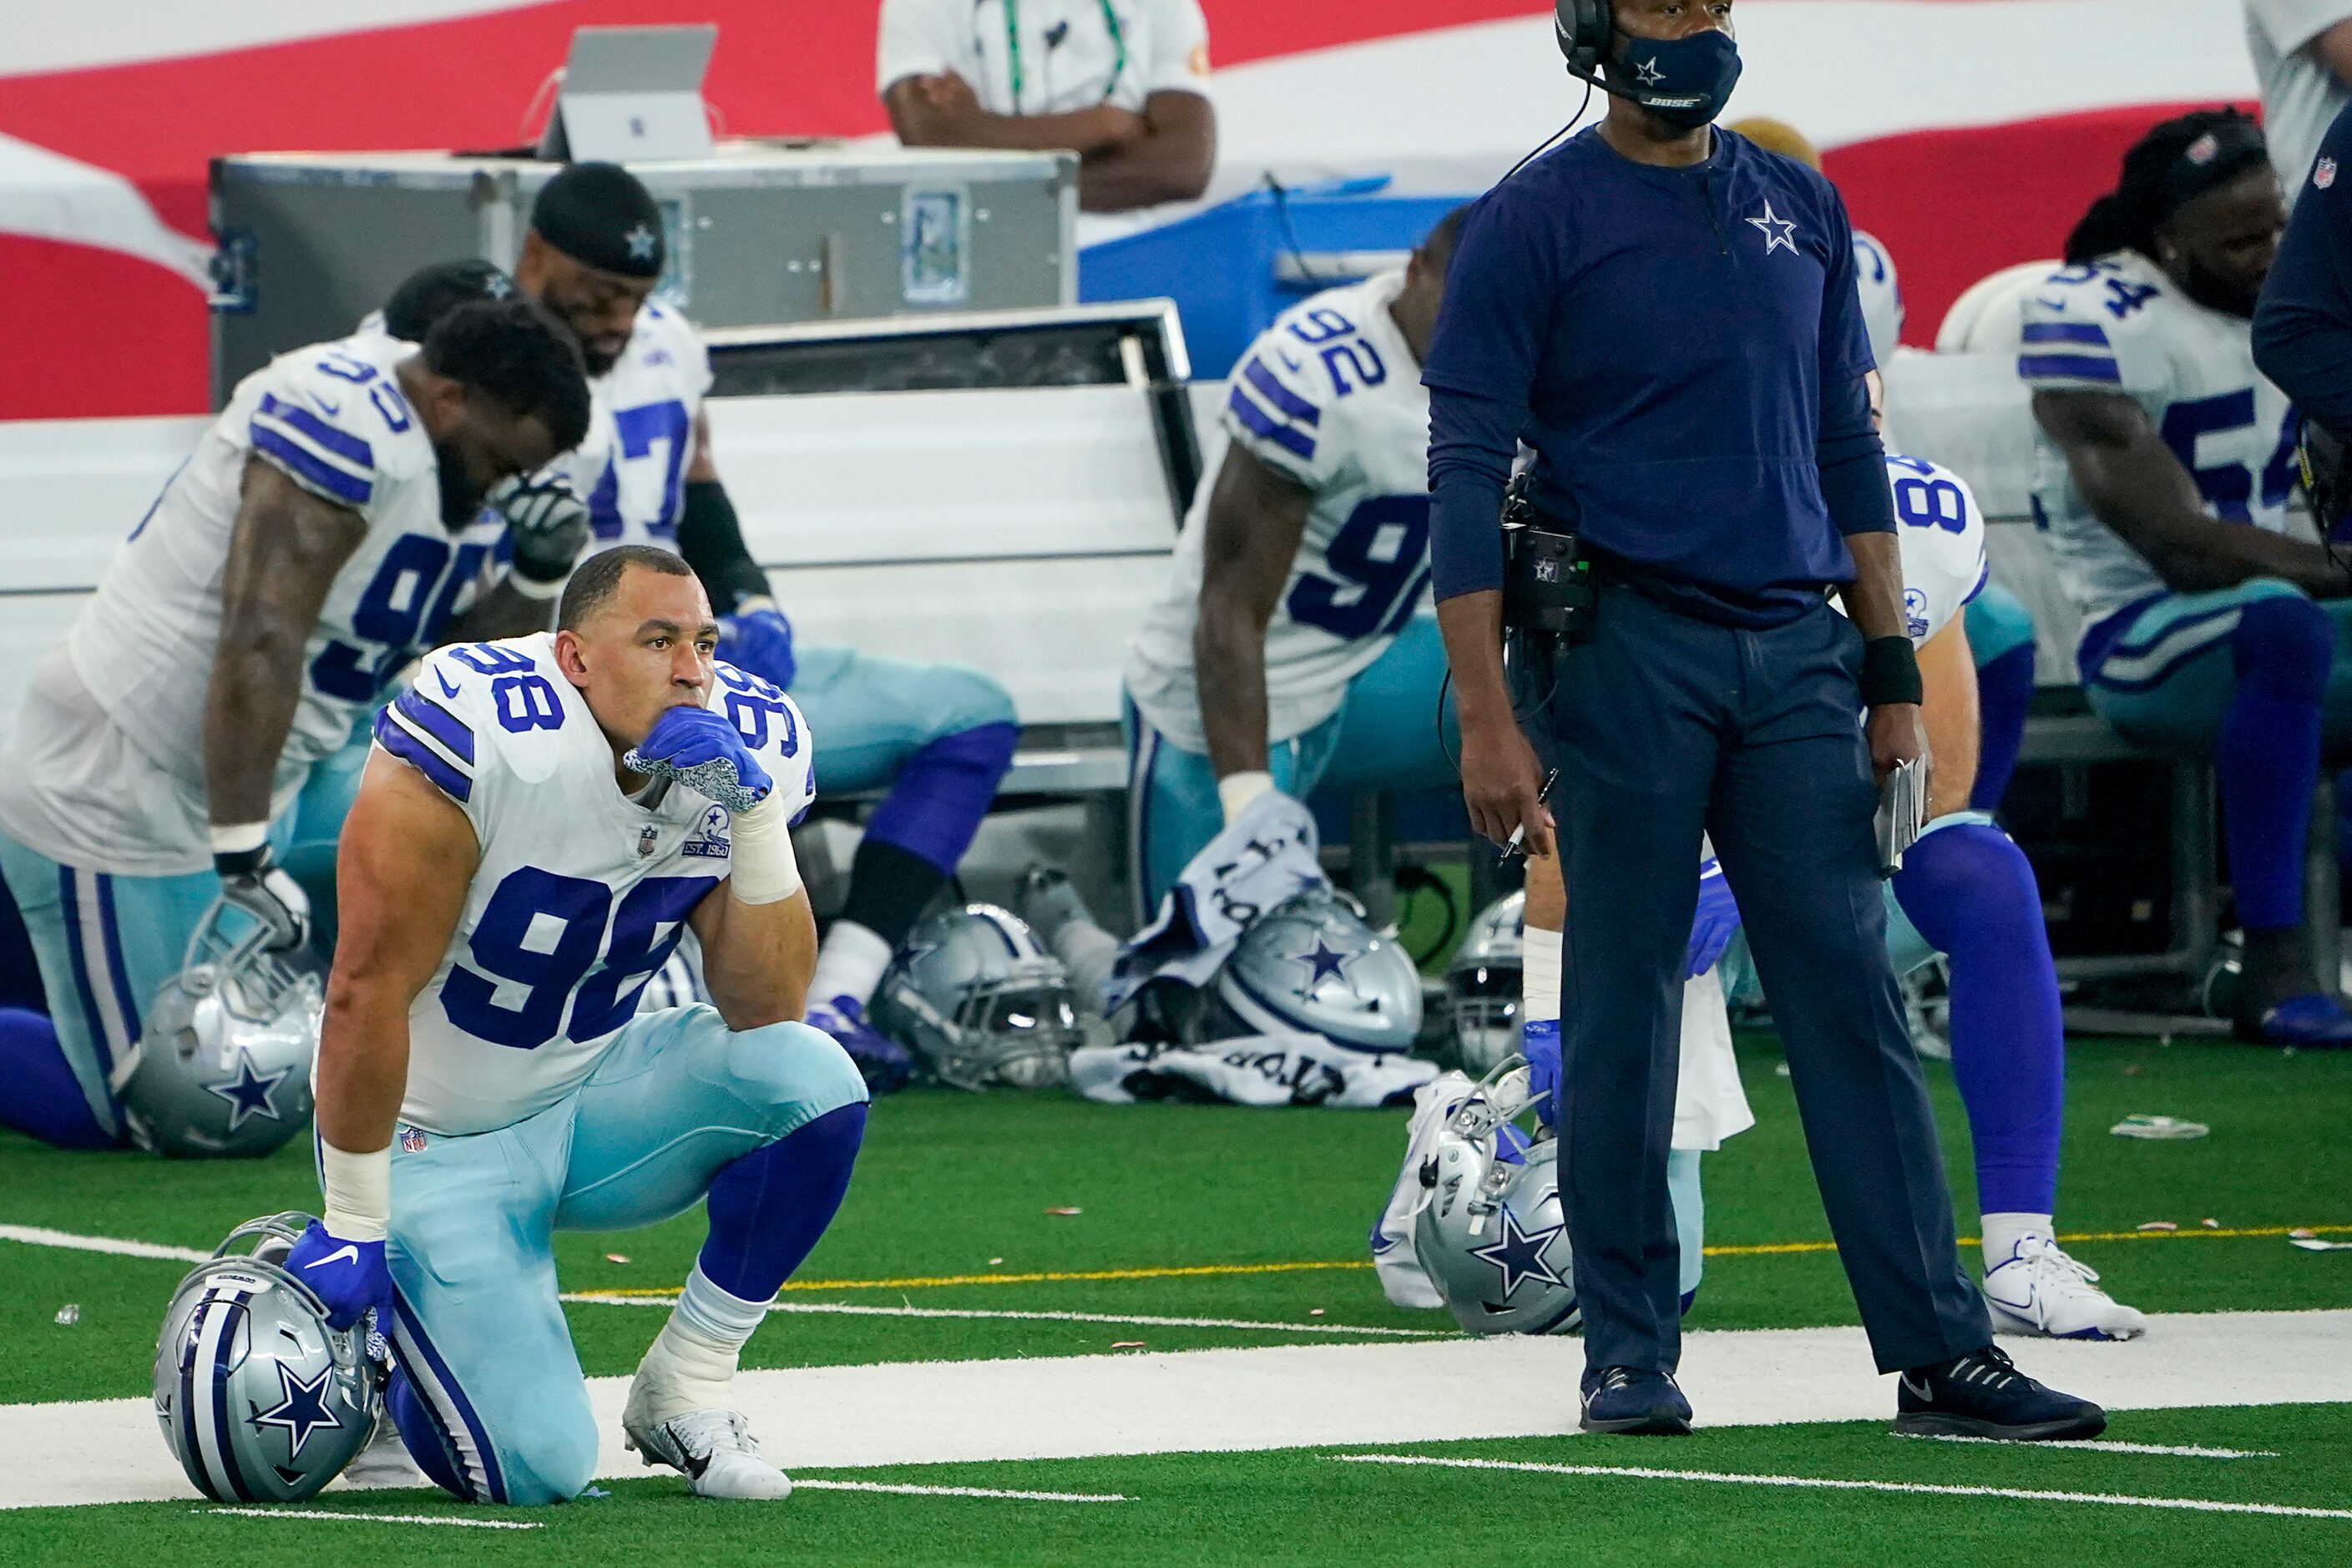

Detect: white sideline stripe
1897,1434,2278,1460
794,1479,1126,1503
1331,1454,2352,1521
200,1507,541,1530
561,1291,1442,1338
0,1224,209,1263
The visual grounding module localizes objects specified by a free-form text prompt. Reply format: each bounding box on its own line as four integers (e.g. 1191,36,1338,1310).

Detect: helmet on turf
873,904,1086,1090
1445,891,1525,1074
1412,1066,1579,1335
154,1211,382,1502
115,898,321,1157
1212,888,1423,1054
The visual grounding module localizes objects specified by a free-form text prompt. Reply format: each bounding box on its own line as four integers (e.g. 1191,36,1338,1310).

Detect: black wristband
213,844,270,879
1859,635,1924,708
677,479,771,615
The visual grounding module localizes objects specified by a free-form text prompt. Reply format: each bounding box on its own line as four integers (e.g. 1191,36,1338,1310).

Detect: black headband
530,161,666,280
2163,116,2270,216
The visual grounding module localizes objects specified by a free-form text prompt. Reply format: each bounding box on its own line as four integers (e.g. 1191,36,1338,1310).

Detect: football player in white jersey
1119,210,1468,915
1520,437,2145,1341
288,546,866,1504
0,301,592,1151
509,163,1020,1086
2023,109,2352,1046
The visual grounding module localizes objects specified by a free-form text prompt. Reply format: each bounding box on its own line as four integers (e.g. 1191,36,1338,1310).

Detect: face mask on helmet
873,905,1090,1091
1604,27,1743,133
1446,891,1525,1075
1409,1066,1579,1336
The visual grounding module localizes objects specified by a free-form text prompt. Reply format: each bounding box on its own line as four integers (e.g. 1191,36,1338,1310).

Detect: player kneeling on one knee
289,545,867,1505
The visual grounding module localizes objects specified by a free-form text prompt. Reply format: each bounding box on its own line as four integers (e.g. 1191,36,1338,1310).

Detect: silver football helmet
1446,891,1525,1074
154,1211,382,1501
114,896,321,1157
873,904,1087,1091
1411,1064,1579,1336
1212,887,1423,1054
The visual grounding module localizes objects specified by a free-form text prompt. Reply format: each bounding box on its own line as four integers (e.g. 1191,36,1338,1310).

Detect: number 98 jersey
1125,271,1433,753
372,633,815,1136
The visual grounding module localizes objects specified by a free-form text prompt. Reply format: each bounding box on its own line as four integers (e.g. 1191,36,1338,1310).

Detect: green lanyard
999,0,1126,113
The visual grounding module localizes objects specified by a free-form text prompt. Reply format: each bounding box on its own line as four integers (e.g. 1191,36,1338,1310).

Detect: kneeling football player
289,544,868,1503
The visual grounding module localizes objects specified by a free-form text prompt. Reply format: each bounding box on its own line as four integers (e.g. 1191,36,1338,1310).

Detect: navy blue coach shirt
2255,97,2352,433
1424,125,1892,627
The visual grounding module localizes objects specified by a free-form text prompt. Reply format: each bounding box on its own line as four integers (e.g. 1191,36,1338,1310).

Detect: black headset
1554,0,1612,83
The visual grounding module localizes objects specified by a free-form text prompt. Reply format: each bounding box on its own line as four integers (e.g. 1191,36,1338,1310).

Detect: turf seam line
560,1292,1444,1337
1331,1455,2352,1520
0,1225,210,1263
1895,1434,2277,1459
199,1507,542,1530
793,1479,1128,1502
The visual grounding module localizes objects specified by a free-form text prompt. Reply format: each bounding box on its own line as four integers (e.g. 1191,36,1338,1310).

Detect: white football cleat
1983,1234,2147,1342
624,1344,791,1500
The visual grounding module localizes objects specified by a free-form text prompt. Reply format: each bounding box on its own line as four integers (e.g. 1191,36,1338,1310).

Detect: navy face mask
1604,28,1743,132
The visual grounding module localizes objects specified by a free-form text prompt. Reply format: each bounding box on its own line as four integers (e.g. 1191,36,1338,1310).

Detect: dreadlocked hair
2064,108,2262,266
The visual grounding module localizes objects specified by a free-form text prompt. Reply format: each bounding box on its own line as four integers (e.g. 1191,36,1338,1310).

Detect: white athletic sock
1979,1211,2054,1272
637,1264,768,1420
1524,925,1562,1024
809,920,893,1009
1049,919,1122,1014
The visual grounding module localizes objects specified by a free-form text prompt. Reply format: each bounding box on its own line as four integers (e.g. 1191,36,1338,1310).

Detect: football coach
1425,1,2102,1439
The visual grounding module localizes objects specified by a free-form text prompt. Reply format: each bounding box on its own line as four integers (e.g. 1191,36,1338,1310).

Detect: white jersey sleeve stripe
249,394,375,506
376,690,475,803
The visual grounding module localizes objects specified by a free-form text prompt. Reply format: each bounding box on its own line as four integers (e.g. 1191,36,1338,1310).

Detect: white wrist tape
505,566,569,601
1216,771,1275,823
210,822,270,856
318,1140,391,1243
726,795,804,905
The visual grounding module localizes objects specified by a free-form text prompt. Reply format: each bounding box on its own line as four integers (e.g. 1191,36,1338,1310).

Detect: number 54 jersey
1125,271,1432,753
373,633,815,1136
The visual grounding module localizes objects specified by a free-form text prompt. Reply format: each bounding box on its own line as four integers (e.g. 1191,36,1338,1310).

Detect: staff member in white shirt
2248,1,2352,199
878,0,1216,213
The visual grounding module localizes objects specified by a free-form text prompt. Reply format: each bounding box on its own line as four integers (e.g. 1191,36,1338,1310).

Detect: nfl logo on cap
2319,157,2339,190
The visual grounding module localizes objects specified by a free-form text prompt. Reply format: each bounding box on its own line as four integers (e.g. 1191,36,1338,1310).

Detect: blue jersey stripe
2021,321,2110,346
1227,384,1316,462
394,685,476,766
1241,357,1321,426
2017,353,2122,384
259,392,375,468
375,708,472,802
251,423,372,505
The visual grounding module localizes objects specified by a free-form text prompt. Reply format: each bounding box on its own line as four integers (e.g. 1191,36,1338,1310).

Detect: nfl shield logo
399,1125,427,1153
2319,158,2338,190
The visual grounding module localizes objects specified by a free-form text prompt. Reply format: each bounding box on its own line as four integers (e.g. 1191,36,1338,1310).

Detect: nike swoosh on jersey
303,1245,360,1269
436,670,462,700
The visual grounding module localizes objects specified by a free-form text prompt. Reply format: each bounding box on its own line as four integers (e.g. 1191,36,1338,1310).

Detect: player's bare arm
1075,90,1215,211
203,457,367,828
1916,615,1980,821
1193,443,1316,783
688,868,817,1031
315,749,480,1154
1844,530,1933,787
2035,387,2349,595
2314,19,2352,87
884,73,1144,159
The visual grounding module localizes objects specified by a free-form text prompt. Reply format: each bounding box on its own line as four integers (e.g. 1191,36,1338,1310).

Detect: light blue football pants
788,643,1017,795
2077,581,2352,751
1124,615,1458,918
382,1004,867,1506
0,725,367,1142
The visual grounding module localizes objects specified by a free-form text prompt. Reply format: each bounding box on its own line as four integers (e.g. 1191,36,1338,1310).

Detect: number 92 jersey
372,632,815,1136
1125,271,1432,752
2019,248,2297,625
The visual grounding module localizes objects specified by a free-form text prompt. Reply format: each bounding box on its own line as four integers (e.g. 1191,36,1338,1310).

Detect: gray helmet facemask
1446,890,1525,1074
874,904,1090,1091
1409,1060,1580,1336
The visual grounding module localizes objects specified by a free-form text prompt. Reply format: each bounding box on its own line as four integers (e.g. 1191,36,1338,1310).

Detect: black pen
1502,767,1559,858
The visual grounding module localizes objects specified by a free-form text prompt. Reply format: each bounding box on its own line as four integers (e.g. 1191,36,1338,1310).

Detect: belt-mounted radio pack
1500,471,1596,642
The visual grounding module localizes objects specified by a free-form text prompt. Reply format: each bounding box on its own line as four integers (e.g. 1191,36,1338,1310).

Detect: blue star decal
1747,200,1799,257
206,1051,287,1132
1469,1203,1570,1300
249,1361,343,1459
1297,938,1351,987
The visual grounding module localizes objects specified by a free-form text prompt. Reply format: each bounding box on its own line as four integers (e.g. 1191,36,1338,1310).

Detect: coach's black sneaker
1580,1366,1693,1435
1893,1344,2106,1440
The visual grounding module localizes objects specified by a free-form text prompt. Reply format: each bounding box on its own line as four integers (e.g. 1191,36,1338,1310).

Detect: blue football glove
285,1220,393,1333
624,704,774,812
1522,1017,1560,1129
716,605,797,692
1686,857,1743,979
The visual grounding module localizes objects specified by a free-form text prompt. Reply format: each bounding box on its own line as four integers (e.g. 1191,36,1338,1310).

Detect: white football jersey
552,301,714,550
1881,453,1988,648
2021,250,2298,628
0,334,502,876
1853,230,1904,370
375,633,816,1136
1125,271,1433,752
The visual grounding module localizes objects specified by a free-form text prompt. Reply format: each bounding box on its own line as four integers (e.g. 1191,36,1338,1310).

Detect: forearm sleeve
1816,372,1894,536
1427,386,1524,601
676,479,772,614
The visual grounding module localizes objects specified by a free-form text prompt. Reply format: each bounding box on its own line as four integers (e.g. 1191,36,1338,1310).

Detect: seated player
1121,208,1469,917
2023,109,2352,1044
0,301,590,1150
290,546,867,1503
512,164,1020,1080
1523,441,2147,1340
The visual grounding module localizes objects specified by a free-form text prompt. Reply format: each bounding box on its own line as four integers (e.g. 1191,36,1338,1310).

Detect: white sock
639,1264,767,1419
1049,919,1122,1014
1524,925,1562,1024
809,920,893,1009
1979,1211,2053,1272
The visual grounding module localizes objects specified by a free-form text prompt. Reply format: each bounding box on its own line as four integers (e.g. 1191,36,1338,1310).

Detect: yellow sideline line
572,1222,2352,1297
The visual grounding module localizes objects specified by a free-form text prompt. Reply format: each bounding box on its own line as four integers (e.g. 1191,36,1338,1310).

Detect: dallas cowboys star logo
1747,200,1799,256
206,1050,287,1132
1469,1204,1571,1300
1297,938,1352,988
625,223,659,262
1632,56,1665,86
485,272,513,300
249,1362,344,1459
